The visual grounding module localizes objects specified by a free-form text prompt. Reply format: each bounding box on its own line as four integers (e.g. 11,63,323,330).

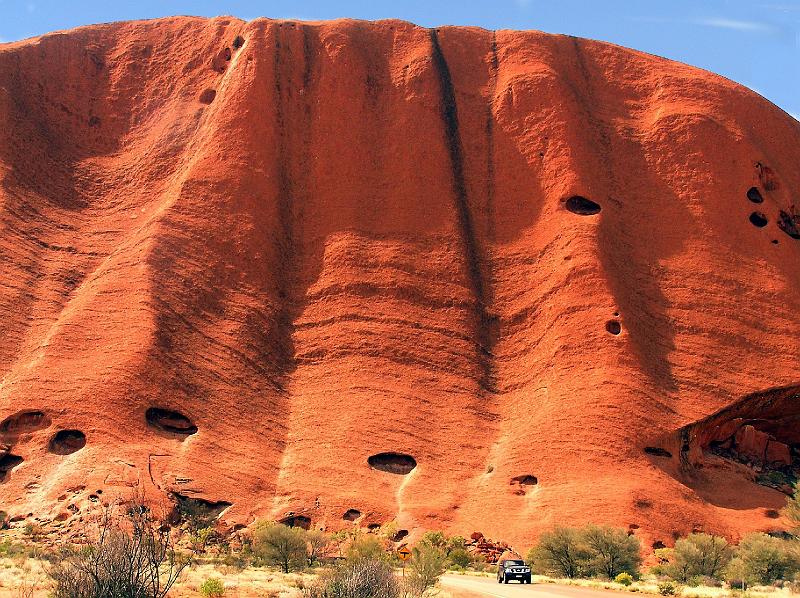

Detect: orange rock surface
1,16,799,550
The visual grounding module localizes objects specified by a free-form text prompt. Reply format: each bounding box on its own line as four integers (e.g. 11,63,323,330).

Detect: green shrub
448,548,472,569
786,484,800,534
528,524,640,579
347,534,387,563
724,557,748,589
665,533,732,582
190,527,216,554
658,581,678,595
447,536,467,552
199,578,225,597
419,531,447,551
252,523,308,573
615,572,634,586
582,525,642,578
407,544,446,596
528,527,589,578
733,533,800,585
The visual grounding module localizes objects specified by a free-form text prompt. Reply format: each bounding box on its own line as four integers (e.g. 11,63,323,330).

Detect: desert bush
665,533,732,582
418,531,448,551
527,527,589,578
346,534,388,563
305,558,400,598
46,499,189,598
446,536,467,553
447,548,472,569
190,526,216,554
0,539,29,559
658,581,678,595
406,544,446,596
787,485,800,535
582,525,642,579
529,525,640,579
22,523,42,543
732,533,800,585
252,523,308,572
615,572,634,586
199,578,225,597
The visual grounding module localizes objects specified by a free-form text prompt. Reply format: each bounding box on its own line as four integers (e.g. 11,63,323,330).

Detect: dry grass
172,563,315,598
0,556,314,598
0,557,49,598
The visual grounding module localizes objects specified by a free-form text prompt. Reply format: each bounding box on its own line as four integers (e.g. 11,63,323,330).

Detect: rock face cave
676,384,800,493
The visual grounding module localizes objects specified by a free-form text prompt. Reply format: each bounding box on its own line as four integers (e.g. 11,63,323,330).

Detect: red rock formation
0,16,799,549
735,425,771,463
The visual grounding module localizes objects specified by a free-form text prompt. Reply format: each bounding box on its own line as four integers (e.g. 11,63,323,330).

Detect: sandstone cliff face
0,16,799,549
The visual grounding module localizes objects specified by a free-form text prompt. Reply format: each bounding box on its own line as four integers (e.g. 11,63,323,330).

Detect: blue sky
0,0,798,119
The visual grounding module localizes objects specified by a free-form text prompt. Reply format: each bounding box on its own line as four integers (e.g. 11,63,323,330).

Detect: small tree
253,523,308,573
724,557,749,589
47,499,190,598
346,534,387,563
582,525,641,579
307,530,330,566
735,533,800,585
667,533,732,582
447,548,472,569
528,527,589,578
407,544,446,596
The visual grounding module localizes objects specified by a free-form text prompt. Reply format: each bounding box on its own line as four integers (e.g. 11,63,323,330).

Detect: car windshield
505,560,525,566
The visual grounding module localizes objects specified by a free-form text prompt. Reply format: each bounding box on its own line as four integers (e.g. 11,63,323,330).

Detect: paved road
440,575,625,598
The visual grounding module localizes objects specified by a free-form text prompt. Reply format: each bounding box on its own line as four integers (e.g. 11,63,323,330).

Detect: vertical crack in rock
271,23,317,383
486,32,499,245
273,25,295,380
430,29,496,392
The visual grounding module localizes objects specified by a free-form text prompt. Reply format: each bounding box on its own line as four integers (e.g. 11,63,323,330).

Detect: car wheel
504,578,509,584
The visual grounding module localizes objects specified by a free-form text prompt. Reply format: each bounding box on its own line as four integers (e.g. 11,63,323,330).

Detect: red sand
0,16,799,551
